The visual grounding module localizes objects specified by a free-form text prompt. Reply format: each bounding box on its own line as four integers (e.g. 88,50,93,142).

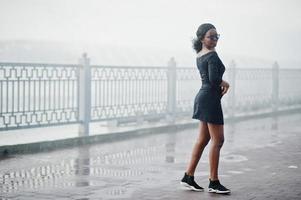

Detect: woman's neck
198,48,216,56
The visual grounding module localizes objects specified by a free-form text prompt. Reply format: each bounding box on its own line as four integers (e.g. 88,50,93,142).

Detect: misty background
0,0,300,68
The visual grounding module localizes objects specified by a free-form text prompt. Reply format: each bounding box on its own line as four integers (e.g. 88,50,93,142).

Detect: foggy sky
0,0,301,66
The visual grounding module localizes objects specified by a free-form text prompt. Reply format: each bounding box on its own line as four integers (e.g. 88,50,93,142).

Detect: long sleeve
208,56,222,88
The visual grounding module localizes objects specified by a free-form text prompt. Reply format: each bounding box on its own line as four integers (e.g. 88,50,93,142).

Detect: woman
180,23,231,194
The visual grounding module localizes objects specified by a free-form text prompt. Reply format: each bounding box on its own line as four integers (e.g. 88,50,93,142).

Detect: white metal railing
1,53,301,135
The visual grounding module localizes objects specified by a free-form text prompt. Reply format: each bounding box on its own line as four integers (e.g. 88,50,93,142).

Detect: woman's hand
220,80,230,96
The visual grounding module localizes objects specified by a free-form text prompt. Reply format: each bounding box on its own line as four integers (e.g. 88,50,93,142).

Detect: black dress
192,51,226,125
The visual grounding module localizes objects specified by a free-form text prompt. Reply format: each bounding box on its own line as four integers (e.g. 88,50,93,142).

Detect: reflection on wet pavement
1,113,301,199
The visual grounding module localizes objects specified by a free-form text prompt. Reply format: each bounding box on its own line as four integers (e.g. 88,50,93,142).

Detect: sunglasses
206,34,220,41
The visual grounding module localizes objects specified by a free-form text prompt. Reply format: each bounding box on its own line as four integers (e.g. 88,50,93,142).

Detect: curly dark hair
192,37,203,54
192,23,216,53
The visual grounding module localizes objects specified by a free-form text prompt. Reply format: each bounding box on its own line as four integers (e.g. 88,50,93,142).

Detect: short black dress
192,51,226,125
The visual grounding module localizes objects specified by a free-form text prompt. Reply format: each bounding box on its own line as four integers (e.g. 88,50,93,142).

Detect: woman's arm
208,57,222,88
208,55,230,96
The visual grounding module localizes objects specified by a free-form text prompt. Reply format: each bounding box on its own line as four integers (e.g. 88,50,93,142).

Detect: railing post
228,59,236,118
78,53,91,136
272,61,279,112
166,57,177,123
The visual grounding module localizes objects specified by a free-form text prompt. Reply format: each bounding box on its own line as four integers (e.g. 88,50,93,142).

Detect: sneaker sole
180,182,204,192
208,188,231,194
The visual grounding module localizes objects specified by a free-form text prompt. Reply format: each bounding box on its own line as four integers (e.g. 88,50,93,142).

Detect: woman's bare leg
207,123,224,181
186,121,211,176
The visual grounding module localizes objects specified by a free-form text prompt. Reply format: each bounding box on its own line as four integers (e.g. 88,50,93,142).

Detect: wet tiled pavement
1,113,301,199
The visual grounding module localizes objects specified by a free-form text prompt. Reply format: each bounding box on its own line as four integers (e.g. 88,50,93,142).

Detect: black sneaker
208,178,231,194
180,172,204,192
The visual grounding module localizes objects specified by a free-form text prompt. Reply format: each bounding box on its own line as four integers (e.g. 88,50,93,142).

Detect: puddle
227,170,244,174
221,154,248,162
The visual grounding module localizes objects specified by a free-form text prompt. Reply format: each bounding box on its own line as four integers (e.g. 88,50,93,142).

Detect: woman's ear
200,37,205,44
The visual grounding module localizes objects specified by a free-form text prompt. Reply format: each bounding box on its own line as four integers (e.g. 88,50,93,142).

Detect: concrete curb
1,107,300,157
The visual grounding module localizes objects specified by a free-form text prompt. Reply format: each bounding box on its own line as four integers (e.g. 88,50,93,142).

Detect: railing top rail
0,62,78,68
